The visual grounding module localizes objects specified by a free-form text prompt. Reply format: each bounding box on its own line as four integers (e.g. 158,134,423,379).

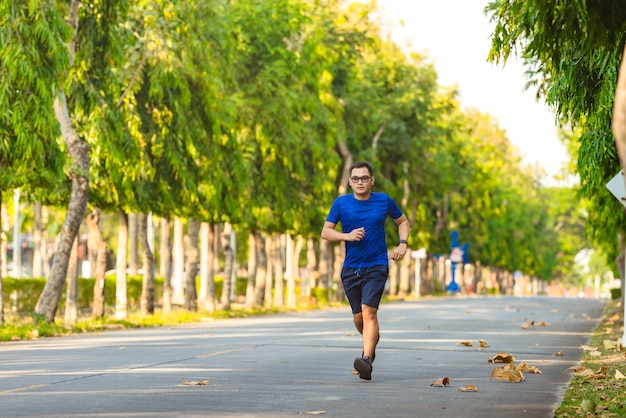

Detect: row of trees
1,0,589,323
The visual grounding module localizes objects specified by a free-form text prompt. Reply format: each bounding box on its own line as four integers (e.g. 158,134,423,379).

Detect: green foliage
0,0,69,193
487,0,626,268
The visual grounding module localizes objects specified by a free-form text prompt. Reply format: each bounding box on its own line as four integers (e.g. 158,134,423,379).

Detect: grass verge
555,299,626,417
0,300,345,342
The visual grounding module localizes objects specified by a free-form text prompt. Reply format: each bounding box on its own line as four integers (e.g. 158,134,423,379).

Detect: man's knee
361,305,378,320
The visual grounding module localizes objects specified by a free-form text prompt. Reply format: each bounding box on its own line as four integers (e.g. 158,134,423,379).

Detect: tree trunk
398,256,411,298
220,225,234,310
184,218,199,311
1,202,7,278
64,235,79,325
293,235,303,302
35,0,89,322
264,234,274,308
332,244,344,302
285,234,297,307
304,237,316,299
612,43,626,169
171,217,185,306
272,234,283,307
33,203,43,278
245,231,257,308
87,209,107,318
0,191,3,325
139,213,155,315
128,213,138,276
160,216,172,313
198,222,216,312
318,239,331,291
253,231,266,307
388,261,399,296
115,210,128,319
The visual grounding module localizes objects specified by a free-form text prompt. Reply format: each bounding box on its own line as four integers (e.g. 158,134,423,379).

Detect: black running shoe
354,356,373,380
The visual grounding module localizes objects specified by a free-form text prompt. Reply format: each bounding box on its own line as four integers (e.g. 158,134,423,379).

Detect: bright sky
374,0,569,184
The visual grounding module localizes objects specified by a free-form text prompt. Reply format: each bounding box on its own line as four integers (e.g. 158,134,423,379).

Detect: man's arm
321,221,365,242
390,214,410,261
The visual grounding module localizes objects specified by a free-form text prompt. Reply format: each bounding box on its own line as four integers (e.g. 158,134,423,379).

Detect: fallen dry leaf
580,345,594,351
603,339,623,351
589,350,602,357
570,366,608,379
616,370,625,380
535,321,549,326
181,380,209,385
554,351,563,357
457,341,473,347
490,366,524,382
479,340,490,348
521,320,535,329
430,377,450,387
488,352,515,363
516,361,542,374
459,385,478,392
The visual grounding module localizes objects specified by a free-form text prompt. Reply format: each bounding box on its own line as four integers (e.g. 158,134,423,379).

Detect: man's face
349,167,374,196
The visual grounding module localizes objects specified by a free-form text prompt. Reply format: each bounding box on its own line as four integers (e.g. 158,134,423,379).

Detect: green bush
0,275,255,316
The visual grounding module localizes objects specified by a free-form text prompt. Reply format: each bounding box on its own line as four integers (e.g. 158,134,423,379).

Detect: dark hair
350,161,373,176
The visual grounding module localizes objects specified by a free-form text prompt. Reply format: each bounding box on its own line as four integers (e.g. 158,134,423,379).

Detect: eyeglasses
350,176,372,183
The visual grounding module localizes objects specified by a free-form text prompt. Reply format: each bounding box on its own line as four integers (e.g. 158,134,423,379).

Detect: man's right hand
347,227,365,242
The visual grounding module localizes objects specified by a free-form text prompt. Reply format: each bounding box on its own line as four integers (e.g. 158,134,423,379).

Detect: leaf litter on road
430,377,450,387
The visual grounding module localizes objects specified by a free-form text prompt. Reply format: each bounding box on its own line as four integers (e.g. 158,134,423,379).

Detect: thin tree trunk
184,218,199,311
115,210,128,319
318,239,331,291
271,234,282,307
398,256,411,298
221,225,234,310
33,203,43,278
87,209,107,318
305,237,317,298
333,244,344,302
286,234,298,307
64,235,79,325
1,201,7,278
0,191,3,325
160,216,172,313
245,231,257,308
264,234,273,308
388,260,398,296
253,231,266,307
293,235,303,296
171,217,185,306
139,213,155,315
128,213,138,276
198,222,216,311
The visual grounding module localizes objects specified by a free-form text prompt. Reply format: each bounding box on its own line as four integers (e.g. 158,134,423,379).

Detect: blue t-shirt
325,192,403,268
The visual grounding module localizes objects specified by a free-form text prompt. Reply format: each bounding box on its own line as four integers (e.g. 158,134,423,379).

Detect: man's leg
353,312,363,334
361,304,379,359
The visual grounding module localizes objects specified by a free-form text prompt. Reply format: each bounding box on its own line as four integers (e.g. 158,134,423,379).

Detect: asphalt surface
0,295,606,418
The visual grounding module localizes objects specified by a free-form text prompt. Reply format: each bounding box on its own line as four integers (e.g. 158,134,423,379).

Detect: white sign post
605,169,626,346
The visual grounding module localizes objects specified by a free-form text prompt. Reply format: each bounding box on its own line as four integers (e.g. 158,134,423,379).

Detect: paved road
0,296,605,418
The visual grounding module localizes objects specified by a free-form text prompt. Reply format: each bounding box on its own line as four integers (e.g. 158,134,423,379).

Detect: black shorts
341,265,389,314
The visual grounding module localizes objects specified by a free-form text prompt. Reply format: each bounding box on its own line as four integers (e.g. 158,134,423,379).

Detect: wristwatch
399,240,407,244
